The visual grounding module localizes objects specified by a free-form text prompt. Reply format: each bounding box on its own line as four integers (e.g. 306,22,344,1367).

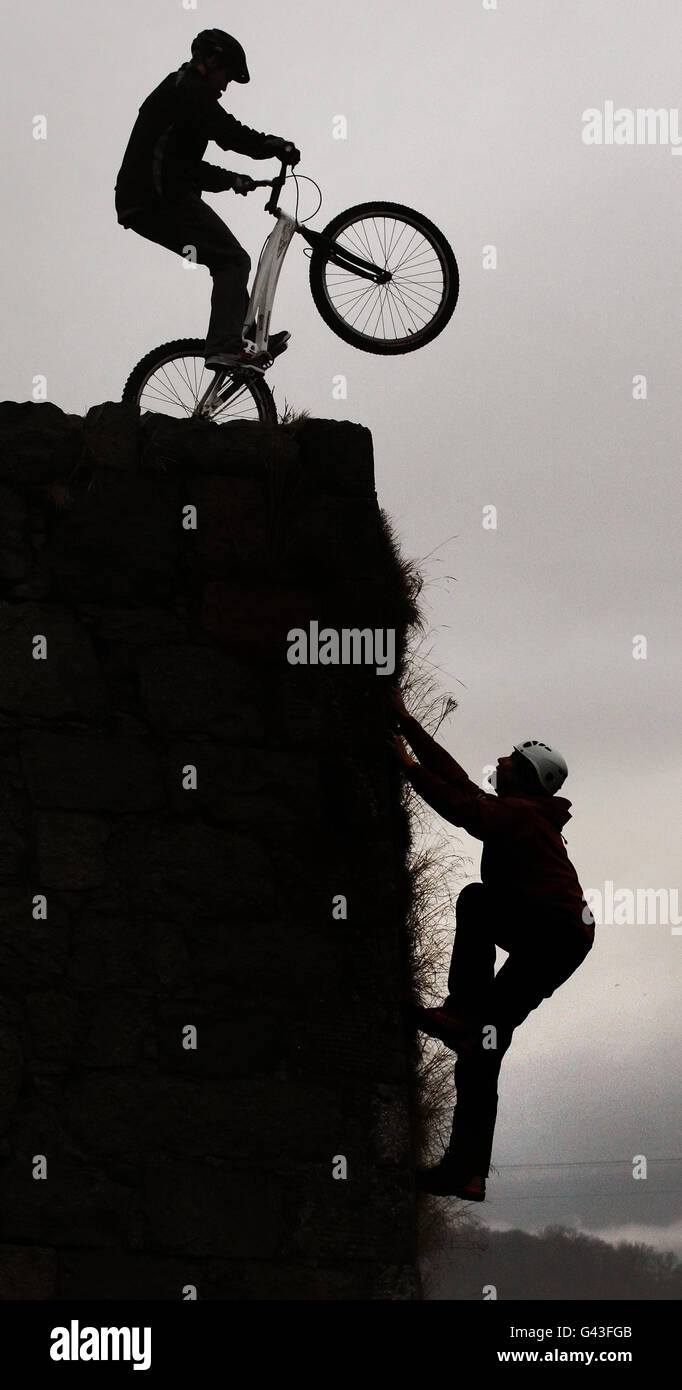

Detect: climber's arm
396,712,482,795
403,760,511,841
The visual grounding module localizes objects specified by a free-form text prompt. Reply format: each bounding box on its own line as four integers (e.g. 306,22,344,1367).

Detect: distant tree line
425,1223,682,1300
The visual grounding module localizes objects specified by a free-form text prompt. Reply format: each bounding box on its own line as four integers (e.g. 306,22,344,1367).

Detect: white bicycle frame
201,162,386,411
241,209,297,356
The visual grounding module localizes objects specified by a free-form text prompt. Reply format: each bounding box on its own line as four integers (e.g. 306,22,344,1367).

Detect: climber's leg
443,882,498,1022
447,913,593,1178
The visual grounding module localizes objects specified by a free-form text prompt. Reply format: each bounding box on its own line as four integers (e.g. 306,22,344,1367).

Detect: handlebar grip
265,158,289,214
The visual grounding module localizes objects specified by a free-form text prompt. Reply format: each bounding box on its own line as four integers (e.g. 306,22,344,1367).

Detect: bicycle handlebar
231,158,292,212
264,158,289,214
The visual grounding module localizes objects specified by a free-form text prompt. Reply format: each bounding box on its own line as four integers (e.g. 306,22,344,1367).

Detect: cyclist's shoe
206,331,290,375
204,348,267,375
267,329,291,358
416,1157,486,1200
411,1005,478,1053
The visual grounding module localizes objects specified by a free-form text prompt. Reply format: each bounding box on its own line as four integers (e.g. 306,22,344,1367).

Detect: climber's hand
389,687,409,722
387,733,414,770
231,174,258,196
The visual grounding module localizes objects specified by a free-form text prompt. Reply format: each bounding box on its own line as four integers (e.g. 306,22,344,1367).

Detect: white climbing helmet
513,739,568,794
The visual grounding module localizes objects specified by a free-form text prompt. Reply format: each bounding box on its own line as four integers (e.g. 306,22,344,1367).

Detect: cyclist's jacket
401,719,594,936
115,63,280,225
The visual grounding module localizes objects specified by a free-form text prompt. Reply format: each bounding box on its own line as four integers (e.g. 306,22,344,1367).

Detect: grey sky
4,0,681,1256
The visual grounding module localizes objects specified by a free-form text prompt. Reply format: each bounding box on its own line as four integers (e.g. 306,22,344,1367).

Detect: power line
495,1158,682,1170
488,1189,680,1200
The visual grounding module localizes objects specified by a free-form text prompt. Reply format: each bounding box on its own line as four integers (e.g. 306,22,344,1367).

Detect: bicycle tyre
309,202,459,355
121,338,277,425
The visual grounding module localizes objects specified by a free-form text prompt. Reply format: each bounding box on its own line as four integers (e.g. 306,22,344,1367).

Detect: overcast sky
4,0,681,1260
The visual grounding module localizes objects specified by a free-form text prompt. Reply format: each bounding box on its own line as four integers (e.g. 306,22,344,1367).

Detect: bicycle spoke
157,363,194,413
312,200,458,352
175,357,201,408
136,354,264,423
321,211,448,343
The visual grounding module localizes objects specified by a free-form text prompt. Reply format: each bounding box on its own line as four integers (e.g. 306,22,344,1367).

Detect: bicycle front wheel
121,338,277,425
309,202,459,355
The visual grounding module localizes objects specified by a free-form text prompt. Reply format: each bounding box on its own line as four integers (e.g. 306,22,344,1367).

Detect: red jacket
401,717,593,936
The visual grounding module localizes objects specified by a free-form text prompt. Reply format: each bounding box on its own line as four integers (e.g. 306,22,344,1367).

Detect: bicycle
121,161,460,426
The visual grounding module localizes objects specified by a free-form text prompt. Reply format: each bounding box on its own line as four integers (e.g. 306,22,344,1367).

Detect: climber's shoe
416,1158,486,1201
411,1005,477,1053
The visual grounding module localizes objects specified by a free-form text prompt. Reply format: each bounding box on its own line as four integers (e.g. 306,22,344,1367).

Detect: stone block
63,1073,149,1160
42,471,182,604
288,418,376,498
287,1166,415,1264
138,413,280,478
154,1000,279,1078
82,401,141,472
0,402,83,485
200,582,317,649
148,1075,363,1165
35,812,111,890
78,991,151,1069
107,820,276,921
187,473,267,574
138,644,265,741
0,887,70,990
57,1248,242,1301
0,1163,131,1247
0,1022,23,1135
21,732,165,812
0,1244,57,1299
0,603,111,721
69,897,149,991
0,484,31,581
164,744,319,840
138,1156,283,1258
25,991,83,1071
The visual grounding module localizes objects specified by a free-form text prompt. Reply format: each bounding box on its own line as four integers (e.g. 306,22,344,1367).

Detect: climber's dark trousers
444,882,593,1177
125,194,251,356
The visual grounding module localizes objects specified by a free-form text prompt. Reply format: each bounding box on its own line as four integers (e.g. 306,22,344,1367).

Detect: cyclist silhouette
115,29,300,372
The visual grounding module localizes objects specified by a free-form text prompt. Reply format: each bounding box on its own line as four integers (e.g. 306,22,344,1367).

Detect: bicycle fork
195,371,249,418
299,226,392,283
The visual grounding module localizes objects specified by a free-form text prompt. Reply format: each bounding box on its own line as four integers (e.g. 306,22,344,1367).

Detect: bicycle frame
199,161,393,411
240,162,392,359
242,212,298,354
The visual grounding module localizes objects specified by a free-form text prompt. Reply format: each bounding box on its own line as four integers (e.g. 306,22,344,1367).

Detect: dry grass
388,552,492,1272
277,400,311,426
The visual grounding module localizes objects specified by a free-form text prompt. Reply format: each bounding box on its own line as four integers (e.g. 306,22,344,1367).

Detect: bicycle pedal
268,333,290,360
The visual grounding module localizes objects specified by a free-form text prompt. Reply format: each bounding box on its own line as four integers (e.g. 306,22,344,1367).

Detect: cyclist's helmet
191,29,250,82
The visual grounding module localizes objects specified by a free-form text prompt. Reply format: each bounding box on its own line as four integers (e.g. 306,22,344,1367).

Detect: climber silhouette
388,688,595,1202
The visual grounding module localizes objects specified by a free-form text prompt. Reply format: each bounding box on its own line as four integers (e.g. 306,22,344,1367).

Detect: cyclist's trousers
124,194,251,356
444,882,594,1177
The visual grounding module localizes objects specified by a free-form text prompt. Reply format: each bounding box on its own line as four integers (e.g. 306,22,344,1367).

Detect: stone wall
0,401,420,1300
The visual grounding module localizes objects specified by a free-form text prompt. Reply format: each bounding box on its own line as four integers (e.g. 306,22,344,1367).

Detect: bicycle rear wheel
121,338,277,424
309,202,459,354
